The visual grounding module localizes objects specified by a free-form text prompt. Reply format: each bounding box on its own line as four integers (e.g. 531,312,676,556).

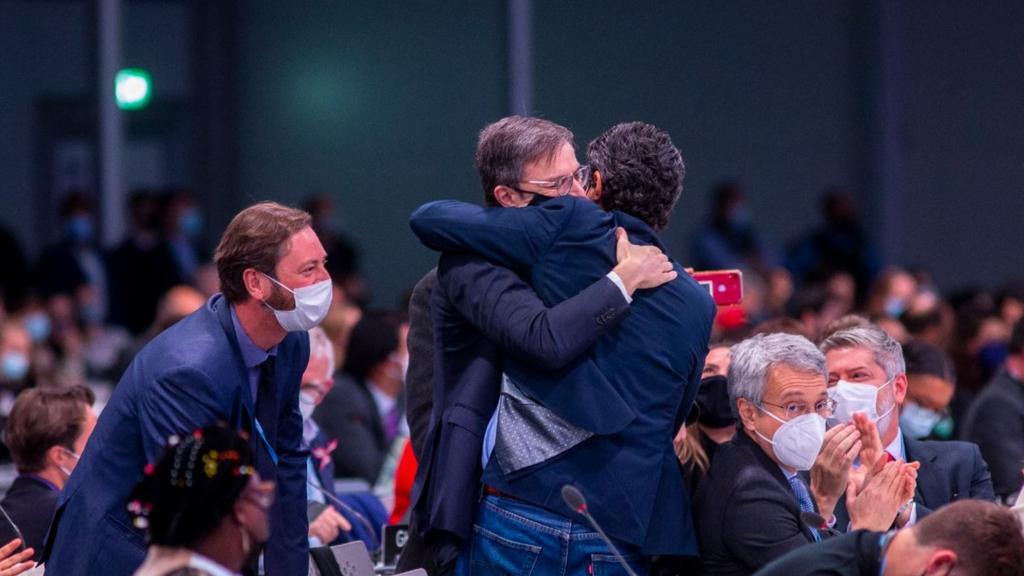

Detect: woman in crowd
129,425,274,576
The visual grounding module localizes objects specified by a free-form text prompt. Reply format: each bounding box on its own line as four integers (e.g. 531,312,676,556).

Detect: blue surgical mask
179,209,203,238
66,215,95,243
977,342,1008,372
23,313,51,342
1,352,29,381
884,297,906,318
899,401,944,440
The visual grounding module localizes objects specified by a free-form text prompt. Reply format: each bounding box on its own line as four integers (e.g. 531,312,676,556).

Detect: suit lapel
737,431,816,541
904,436,942,507
213,296,257,429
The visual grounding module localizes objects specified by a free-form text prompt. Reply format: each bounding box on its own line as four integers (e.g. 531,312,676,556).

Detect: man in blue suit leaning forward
44,202,330,576
410,119,715,574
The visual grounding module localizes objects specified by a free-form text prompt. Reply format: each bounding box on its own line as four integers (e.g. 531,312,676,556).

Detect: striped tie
788,475,822,542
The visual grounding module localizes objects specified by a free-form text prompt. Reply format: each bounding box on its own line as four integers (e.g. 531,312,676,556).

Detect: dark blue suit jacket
410,197,715,555
43,294,310,576
410,252,632,564
833,434,995,529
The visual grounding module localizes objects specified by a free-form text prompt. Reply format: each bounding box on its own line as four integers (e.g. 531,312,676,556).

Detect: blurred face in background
703,346,731,378
0,323,32,384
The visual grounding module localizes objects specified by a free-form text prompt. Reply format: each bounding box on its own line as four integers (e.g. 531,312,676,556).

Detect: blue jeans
456,495,648,576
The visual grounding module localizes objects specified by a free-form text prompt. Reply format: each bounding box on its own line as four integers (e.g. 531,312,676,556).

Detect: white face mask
262,274,333,332
59,448,80,479
298,390,317,422
900,401,943,439
755,406,826,471
828,377,895,424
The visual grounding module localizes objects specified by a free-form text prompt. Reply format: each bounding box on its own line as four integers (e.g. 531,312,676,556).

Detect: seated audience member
962,317,1024,502
900,341,956,440
301,328,386,550
129,425,273,576
821,324,994,529
694,333,915,576
0,538,35,576
754,499,1024,576
314,311,406,483
676,345,736,494
0,386,97,560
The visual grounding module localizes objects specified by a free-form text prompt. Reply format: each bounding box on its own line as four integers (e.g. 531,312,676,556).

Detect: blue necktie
788,475,822,542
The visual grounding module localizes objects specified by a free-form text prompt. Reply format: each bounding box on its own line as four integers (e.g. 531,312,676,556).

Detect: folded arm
439,254,630,371
410,199,576,271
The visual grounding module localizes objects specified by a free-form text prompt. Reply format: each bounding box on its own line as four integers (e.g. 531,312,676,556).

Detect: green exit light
115,68,152,110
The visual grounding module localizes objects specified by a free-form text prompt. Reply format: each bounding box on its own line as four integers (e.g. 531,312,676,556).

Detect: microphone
561,485,638,576
307,480,381,553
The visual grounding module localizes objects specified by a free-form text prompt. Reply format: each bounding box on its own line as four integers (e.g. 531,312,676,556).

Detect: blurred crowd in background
0,181,1022,516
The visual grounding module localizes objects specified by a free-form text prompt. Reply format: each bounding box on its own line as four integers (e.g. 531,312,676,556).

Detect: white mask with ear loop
754,406,827,471
261,273,333,332
59,448,80,478
828,377,896,425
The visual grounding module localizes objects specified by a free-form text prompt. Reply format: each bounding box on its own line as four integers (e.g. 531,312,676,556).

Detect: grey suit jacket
405,269,436,460
962,370,1024,499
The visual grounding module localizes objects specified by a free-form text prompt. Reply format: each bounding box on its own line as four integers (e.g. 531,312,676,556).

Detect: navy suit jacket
43,294,310,576
410,252,632,564
0,476,59,563
694,430,818,576
832,433,995,530
410,197,715,554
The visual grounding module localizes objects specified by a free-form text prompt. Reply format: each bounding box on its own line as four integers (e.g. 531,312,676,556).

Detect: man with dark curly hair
584,121,685,232
411,118,715,574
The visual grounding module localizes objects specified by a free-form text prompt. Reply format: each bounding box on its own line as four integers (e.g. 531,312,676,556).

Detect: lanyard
253,418,279,466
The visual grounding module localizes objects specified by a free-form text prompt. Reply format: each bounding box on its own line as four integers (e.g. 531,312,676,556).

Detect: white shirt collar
368,380,397,419
885,427,906,460
189,552,239,576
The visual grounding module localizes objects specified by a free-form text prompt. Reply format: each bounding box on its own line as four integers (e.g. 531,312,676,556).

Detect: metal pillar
97,0,124,246
508,0,533,115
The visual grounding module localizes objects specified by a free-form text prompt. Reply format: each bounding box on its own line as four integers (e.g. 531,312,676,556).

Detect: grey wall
234,1,507,306
531,0,868,271
0,0,193,256
2,1,1021,306
900,0,1024,290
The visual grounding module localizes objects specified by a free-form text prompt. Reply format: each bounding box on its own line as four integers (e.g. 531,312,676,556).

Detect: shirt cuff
606,271,633,304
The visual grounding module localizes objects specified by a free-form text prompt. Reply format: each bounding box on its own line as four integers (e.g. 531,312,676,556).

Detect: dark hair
586,122,684,230
213,202,312,304
5,386,94,473
59,190,94,220
128,424,255,548
343,310,400,381
475,116,574,207
903,340,955,383
913,500,1024,576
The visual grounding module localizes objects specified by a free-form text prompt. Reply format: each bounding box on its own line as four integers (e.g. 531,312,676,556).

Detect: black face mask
696,375,735,428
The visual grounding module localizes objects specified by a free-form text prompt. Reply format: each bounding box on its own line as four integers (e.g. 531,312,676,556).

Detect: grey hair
728,333,828,416
475,116,574,206
819,324,905,379
307,326,336,381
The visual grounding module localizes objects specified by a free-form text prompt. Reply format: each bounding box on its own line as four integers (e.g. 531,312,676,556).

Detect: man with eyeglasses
410,119,714,575
821,324,994,530
694,333,920,576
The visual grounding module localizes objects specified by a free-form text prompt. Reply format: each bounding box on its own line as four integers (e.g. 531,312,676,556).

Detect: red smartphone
691,269,744,306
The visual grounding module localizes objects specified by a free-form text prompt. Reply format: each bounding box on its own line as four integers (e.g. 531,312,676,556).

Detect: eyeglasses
515,165,591,197
760,398,837,420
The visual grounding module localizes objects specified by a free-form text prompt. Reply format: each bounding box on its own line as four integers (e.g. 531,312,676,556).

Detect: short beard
264,281,296,311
